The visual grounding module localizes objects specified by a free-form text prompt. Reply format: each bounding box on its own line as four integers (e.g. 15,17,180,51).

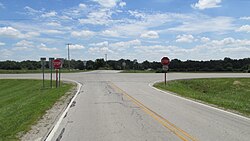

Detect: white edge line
149,80,250,121
44,79,82,141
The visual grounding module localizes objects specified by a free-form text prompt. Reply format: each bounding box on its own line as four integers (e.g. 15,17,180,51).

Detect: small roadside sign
53,59,62,69
83,61,87,67
122,62,126,67
162,65,169,71
161,56,170,86
49,58,54,69
41,57,46,61
41,57,46,66
57,58,64,68
161,57,170,66
122,62,126,70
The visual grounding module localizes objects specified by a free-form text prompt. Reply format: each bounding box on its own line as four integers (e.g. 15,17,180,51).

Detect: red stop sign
161,57,170,65
53,59,62,69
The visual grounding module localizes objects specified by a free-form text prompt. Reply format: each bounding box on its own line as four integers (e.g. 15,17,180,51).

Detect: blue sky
0,0,250,62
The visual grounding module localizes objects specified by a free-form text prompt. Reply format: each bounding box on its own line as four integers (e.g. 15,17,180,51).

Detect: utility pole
66,43,72,71
105,54,107,61
105,54,107,67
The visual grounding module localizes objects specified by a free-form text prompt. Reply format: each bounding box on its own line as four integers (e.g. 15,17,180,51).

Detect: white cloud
119,2,126,7
0,26,40,38
211,37,250,47
210,37,235,46
38,43,57,51
0,49,13,58
101,30,120,37
69,44,85,50
0,42,5,46
109,12,188,37
89,39,141,53
24,6,42,15
92,0,118,8
79,3,87,9
0,2,5,9
128,10,146,18
25,32,40,37
240,17,250,20
168,16,234,33
41,11,57,18
189,37,250,59
176,34,195,43
109,39,141,51
200,37,210,42
191,0,222,10
15,40,34,48
88,41,113,54
90,40,141,49
78,9,112,25
60,15,72,20
42,30,65,34
132,37,250,60
90,41,109,47
71,30,95,37
0,26,22,38
12,47,30,51
236,25,250,33
140,31,159,39
89,47,114,54
47,22,61,27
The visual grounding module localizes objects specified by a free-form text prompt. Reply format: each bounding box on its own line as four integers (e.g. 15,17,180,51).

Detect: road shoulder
20,81,78,141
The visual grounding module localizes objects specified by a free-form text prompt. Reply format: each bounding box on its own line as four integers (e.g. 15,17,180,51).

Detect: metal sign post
49,58,54,88
133,59,137,72
83,61,87,70
122,62,126,70
163,65,169,85
40,57,46,88
56,69,58,88
53,59,62,88
161,57,171,86
58,69,61,87
58,58,64,87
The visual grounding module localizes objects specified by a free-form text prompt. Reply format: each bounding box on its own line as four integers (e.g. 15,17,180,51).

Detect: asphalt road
1,71,250,141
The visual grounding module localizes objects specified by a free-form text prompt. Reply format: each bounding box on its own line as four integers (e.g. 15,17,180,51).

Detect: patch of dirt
233,80,243,86
19,81,78,141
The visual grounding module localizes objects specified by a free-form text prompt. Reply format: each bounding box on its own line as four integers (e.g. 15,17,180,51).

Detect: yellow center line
109,82,198,141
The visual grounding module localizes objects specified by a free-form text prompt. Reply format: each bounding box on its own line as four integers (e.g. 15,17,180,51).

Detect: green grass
154,78,250,116
0,69,89,74
0,79,74,141
121,70,156,73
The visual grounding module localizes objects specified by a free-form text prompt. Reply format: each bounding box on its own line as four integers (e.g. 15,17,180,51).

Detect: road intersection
1,71,250,141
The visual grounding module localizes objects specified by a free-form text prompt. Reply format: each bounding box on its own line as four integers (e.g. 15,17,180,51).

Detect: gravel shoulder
20,81,78,141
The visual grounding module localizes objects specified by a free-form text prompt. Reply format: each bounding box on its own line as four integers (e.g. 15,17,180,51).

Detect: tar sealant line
149,81,250,122
44,79,82,141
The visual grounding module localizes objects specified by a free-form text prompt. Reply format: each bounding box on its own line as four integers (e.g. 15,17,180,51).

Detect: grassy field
0,79,74,141
154,78,250,116
0,69,89,74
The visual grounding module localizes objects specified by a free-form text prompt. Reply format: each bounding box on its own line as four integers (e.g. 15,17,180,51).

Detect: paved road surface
1,71,250,141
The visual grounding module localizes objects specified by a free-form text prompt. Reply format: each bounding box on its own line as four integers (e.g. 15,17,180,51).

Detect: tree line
0,57,249,72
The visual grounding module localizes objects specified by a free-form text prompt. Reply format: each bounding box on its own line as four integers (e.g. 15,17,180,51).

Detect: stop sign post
49,58,54,88
53,59,62,88
40,57,46,88
161,57,170,86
